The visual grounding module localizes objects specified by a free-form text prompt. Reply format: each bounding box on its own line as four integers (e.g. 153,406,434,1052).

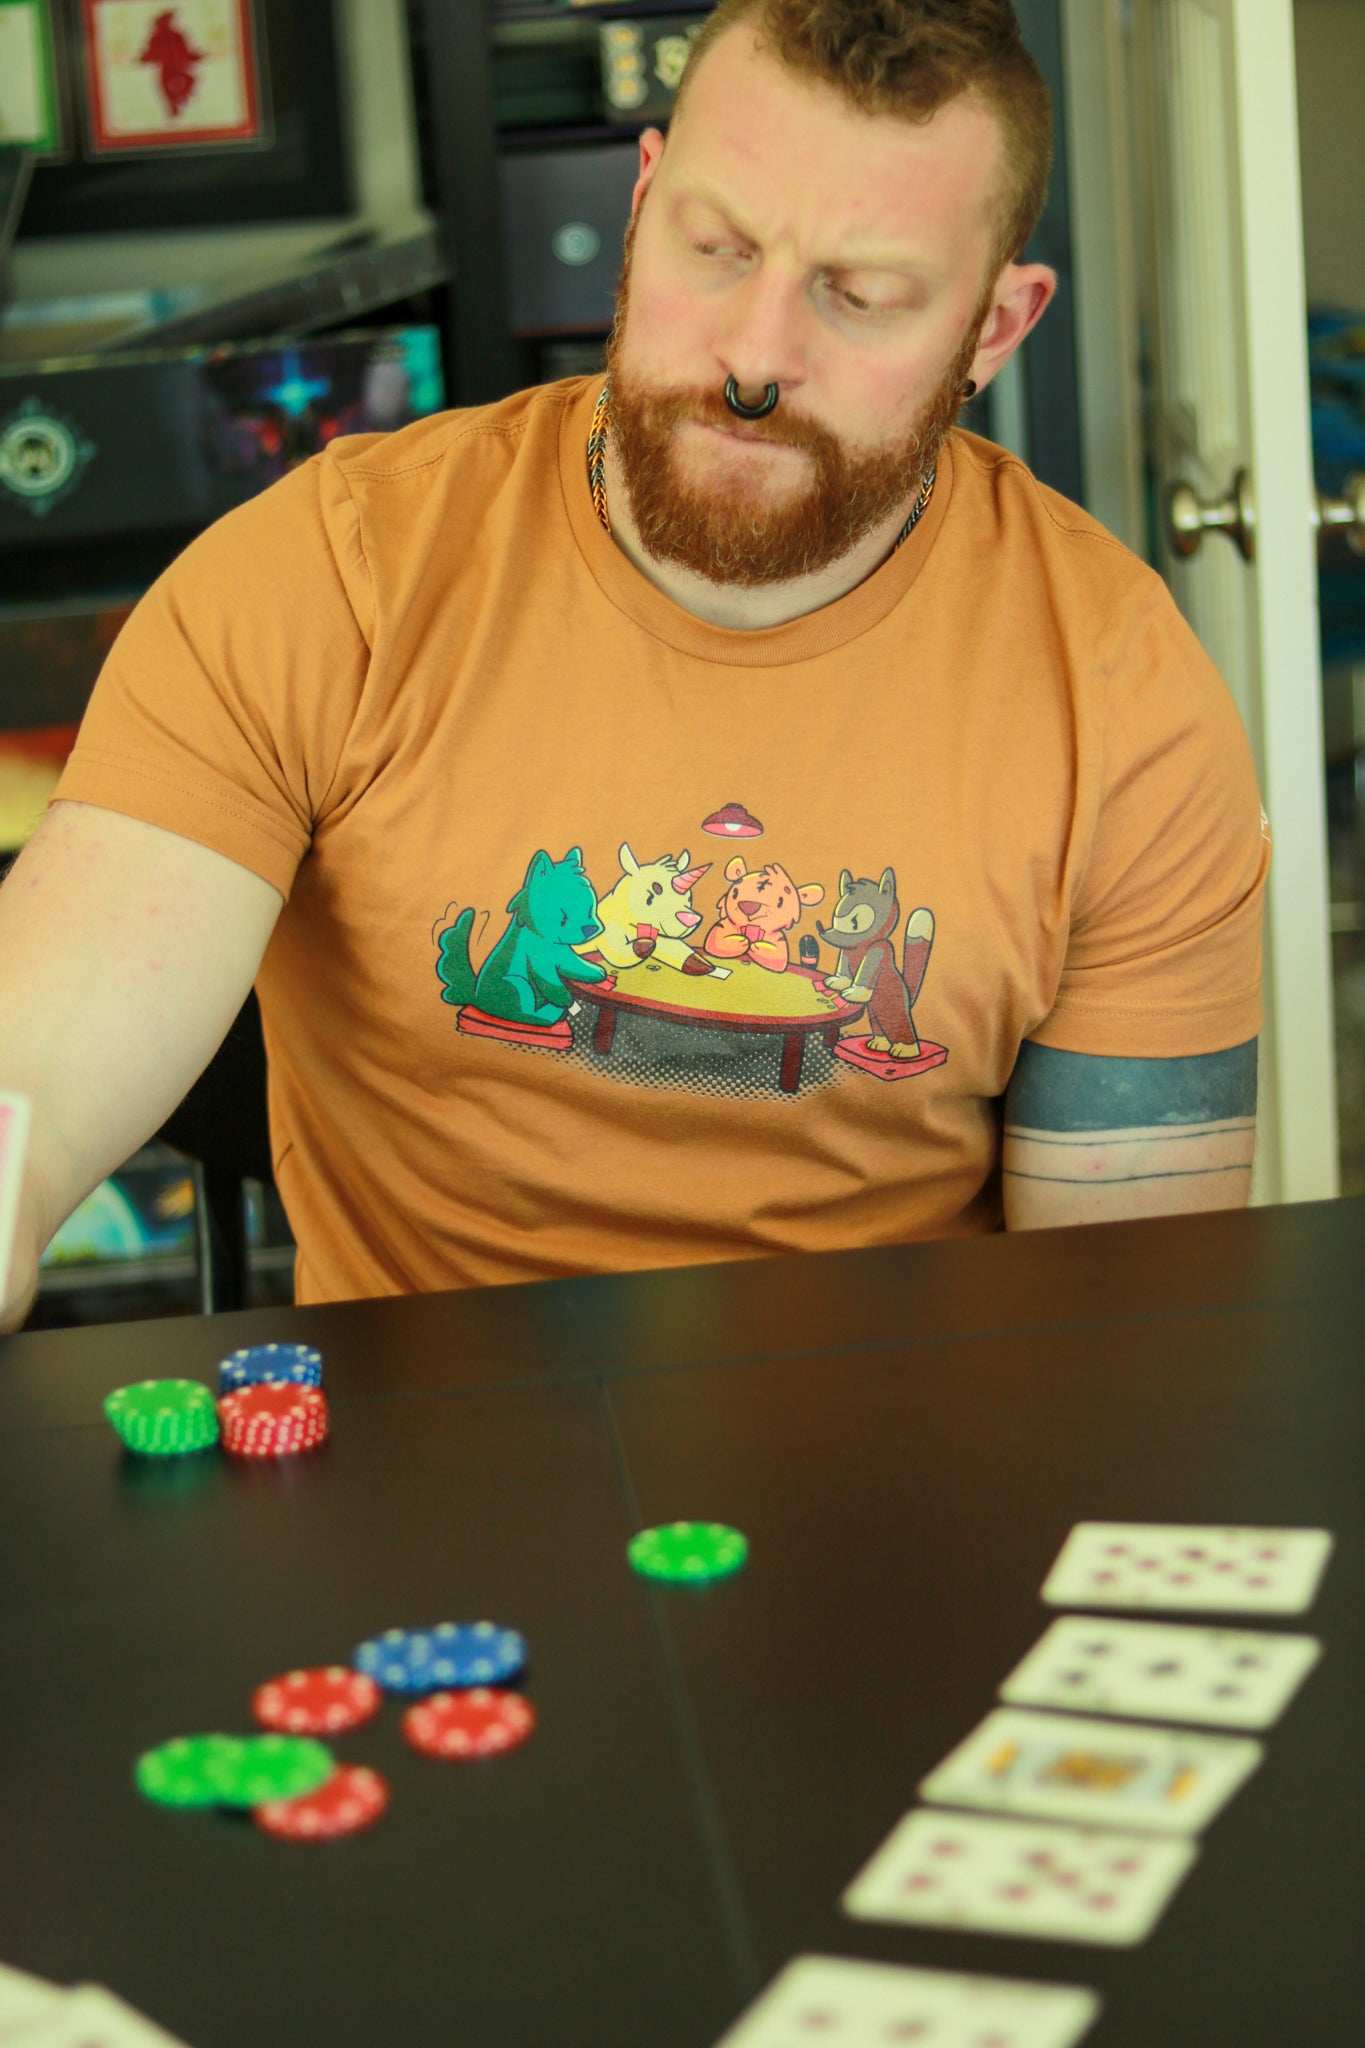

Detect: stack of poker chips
134,1719,391,1843
218,1380,329,1456
351,1621,538,1761
134,1623,537,1843
103,1343,329,1462
217,1344,328,1457
103,1379,220,1456
130,1525,752,1844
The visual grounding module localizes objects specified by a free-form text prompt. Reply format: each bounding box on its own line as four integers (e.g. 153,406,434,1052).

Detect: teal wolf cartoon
436,847,609,1029
816,869,935,1059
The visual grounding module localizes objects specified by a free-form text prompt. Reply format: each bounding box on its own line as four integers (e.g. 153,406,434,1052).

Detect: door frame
1060,0,1339,1205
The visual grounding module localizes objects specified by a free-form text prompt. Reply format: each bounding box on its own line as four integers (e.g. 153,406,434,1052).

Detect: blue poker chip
218,1343,324,1396
351,1622,528,1695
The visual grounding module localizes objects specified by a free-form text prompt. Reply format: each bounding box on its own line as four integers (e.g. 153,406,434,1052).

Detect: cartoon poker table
564,957,868,1094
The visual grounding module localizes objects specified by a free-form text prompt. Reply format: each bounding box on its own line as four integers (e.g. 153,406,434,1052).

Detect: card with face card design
1000,1615,1322,1730
919,1707,1261,1834
0,1091,32,1306
713,1954,1101,2048
1040,1523,1334,1616
842,1809,1197,1948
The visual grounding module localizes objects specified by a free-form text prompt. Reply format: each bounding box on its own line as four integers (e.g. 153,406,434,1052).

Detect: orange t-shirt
56,377,1267,1303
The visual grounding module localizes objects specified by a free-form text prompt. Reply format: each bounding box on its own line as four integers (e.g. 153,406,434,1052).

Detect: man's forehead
663,27,1003,265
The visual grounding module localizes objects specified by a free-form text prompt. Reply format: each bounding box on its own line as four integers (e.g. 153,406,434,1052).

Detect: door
1131,0,1338,1204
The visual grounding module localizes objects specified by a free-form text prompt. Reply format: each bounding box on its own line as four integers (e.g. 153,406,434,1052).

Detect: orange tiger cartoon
702,857,825,973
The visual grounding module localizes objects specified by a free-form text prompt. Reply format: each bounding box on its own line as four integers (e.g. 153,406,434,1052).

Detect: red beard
603,218,987,587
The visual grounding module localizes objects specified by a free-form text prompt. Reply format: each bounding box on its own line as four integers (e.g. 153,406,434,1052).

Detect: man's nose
714,269,808,398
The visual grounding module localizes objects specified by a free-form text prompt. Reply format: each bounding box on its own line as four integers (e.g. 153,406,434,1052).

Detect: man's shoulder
323,376,588,493
948,430,1161,593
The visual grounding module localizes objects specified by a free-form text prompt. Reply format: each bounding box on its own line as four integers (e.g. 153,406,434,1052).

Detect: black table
0,1199,1361,2048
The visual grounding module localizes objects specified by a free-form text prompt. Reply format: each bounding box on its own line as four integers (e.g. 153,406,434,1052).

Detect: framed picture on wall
17,0,343,231
0,0,68,157
80,0,269,155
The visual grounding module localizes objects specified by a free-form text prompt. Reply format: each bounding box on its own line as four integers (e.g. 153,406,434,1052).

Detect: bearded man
0,0,1264,1330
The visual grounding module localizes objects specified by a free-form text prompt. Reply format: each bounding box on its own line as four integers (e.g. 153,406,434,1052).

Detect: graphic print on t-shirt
434,845,610,1047
432,803,948,1101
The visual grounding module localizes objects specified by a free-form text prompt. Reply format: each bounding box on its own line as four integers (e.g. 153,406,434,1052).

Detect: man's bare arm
1002,1040,1257,1229
0,801,283,1330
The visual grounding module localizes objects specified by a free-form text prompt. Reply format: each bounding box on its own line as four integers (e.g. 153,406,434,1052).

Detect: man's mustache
639,388,832,456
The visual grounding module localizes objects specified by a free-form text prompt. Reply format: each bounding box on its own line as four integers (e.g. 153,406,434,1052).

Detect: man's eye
824,280,876,314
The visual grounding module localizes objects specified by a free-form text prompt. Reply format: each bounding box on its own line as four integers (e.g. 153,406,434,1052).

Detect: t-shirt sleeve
52,450,374,901
1029,584,1268,1059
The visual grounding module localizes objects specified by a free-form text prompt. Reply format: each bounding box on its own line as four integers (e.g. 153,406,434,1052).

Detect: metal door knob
1313,472,1365,556
1166,468,1257,561
1166,466,1365,561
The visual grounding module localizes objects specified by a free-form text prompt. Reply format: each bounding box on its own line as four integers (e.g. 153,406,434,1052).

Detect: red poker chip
402,1688,537,1760
252,1666,382,1736
219,1383,329,1458
255,1764,389,1841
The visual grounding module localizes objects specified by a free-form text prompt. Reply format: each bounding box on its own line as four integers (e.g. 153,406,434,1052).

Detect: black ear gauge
724,376,780,420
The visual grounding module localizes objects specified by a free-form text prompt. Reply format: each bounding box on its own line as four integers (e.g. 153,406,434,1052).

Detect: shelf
493,2,708,24
499,122,649,148
103,216,450,351
38,1245,295,1297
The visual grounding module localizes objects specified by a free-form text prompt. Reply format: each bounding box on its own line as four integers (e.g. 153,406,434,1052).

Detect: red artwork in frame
81,0,266,154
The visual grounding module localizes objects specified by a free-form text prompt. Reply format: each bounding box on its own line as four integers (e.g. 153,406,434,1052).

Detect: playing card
843,1809,1197,1948
919,1707,1261,1834
714,1953,1101,2047
1,1986,190,2046
0,1092,32,1306
1040,1522,1334,1616
1000,1616,1322,1730
0,1959,64,2034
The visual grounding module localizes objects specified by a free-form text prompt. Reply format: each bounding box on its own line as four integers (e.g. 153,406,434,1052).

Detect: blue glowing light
261,352,332,417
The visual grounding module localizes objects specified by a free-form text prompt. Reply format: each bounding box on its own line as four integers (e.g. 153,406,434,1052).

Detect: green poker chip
209,1734,335,1807
135,1734,248,1808
135,1733,334,1810
628,1521,749,1584
104,1379,219,1457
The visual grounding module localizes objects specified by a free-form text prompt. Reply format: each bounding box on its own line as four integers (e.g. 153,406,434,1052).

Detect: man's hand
1002,1040,1258,1229
0,800,284,1331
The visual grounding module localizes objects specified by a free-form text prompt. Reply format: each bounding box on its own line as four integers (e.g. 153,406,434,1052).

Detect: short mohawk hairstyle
672,0,1053,274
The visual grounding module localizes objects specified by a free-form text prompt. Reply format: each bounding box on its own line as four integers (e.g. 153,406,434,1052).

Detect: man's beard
603,218,988,589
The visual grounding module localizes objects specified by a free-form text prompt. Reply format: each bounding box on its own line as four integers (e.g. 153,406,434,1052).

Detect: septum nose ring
724,375,779,421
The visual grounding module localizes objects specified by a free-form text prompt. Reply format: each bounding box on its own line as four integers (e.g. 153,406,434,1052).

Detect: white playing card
1040,1523,1334,1616
919,1707,1261,1834
0,1092,32,1306
2,1986,190,2047
843,1809,1197,1948
1000,1616,1322,1730
0,1959,64,2035
714,1954,1101,2048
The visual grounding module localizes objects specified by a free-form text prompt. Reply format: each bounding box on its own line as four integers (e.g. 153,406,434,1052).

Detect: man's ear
631,128,667,217
968,263,1057,392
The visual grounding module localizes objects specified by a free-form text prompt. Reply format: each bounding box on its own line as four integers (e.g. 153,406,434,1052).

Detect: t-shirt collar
557,375,954,667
